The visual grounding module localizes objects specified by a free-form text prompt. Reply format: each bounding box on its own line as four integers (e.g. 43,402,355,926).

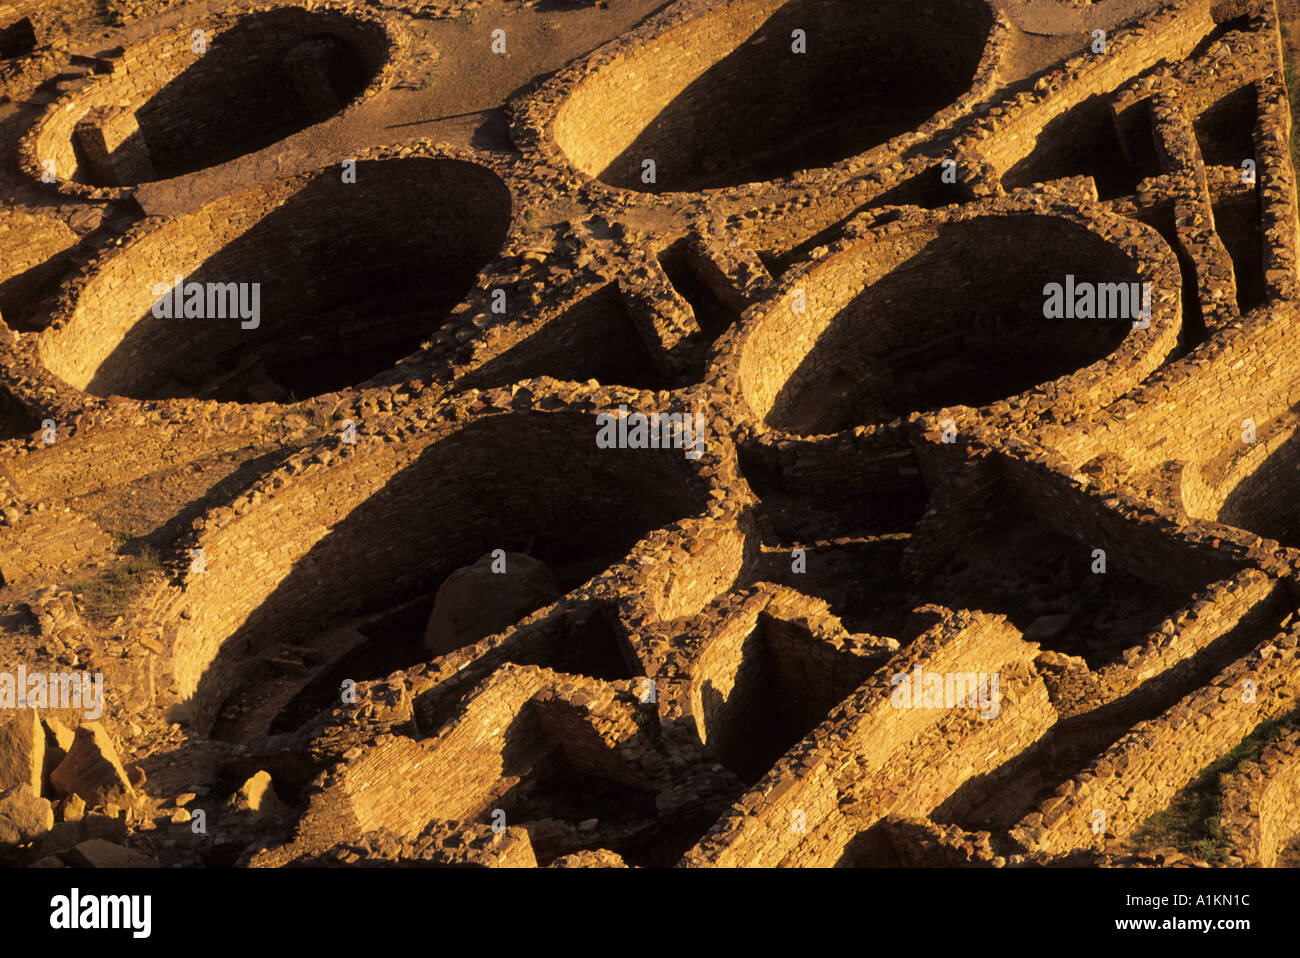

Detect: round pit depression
552,0,993,192
737,215,1152,435
31,6,391,188
39,156,511,402
165,408,708,732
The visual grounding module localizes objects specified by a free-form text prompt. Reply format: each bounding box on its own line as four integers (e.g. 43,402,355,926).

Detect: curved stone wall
551,0,994,192
7,0,1300,872
1211,426,1300,549
21,3,396,196
1220,728,1300,867
38,156,511,402
727,205,1178,436
159,401,711,732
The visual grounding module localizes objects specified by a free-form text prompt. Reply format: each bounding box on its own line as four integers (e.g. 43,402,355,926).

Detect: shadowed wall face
170,410,705,730
738,216,1139,434
35,7,390,188
694,613,876,783
0,13,35,59
553,0,993,192
1215,429,1300,548
132,18,373,181
41,158,512,402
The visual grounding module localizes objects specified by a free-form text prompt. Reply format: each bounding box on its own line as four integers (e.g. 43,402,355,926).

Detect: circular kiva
541,0,1002,195
19,2,399,201
35,152,513,405
713,198,1183,440
135,390,726,735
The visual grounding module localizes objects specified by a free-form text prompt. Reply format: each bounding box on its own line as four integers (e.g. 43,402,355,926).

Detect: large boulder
0,787,53,846
0,709,43,794
42,716,75,787
423,553,562,656
226,770,291,823
49,722,134,806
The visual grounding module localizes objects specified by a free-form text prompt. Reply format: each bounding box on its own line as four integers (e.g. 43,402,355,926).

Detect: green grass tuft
68,546,165,625
1128,707,1300,861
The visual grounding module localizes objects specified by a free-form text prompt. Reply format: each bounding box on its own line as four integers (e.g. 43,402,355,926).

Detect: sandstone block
67,838,160,868
228,770,291,822
0,708,43,793
43,716,76,753
424,552,563,655
49,722,135,806
0,786,53,846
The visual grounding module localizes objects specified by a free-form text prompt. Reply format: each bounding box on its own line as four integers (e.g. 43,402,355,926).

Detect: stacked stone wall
1219,728,1300,866
1011,624,1300,855
20,3,397,198
552,0,994,192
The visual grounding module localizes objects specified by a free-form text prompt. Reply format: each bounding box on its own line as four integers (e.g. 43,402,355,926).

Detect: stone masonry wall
1219,727,1300,866
21,2,396,197
1010,622,1300,855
